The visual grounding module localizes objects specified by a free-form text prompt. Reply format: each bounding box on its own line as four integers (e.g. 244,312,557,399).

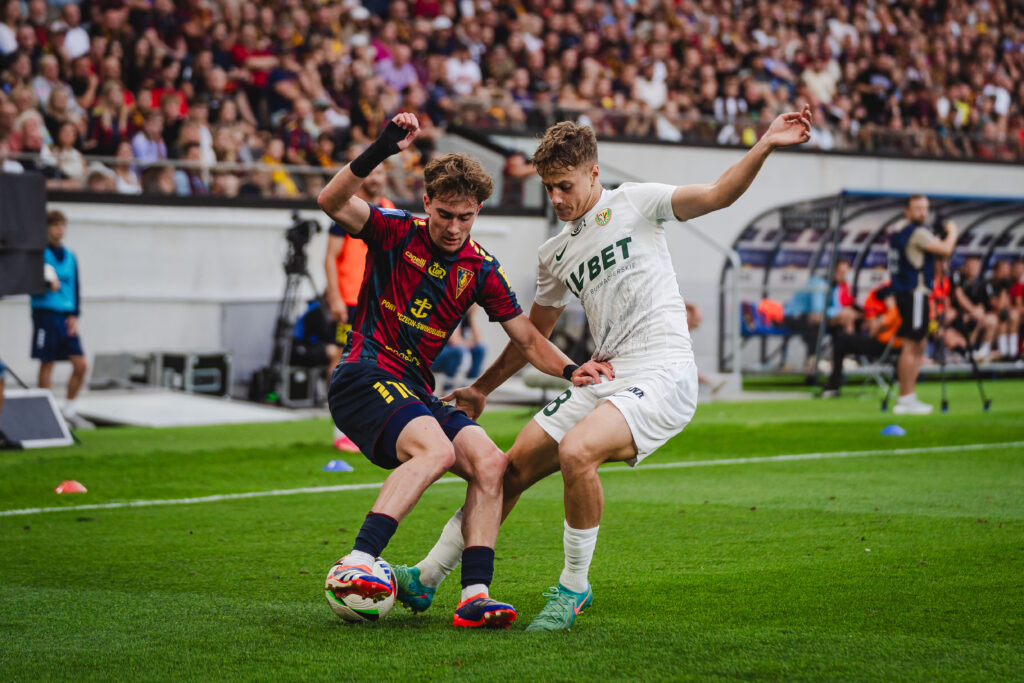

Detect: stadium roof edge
841,189,1024,202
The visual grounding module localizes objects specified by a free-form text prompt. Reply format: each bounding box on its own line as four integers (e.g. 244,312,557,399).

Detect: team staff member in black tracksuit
887,195,958,415
950,255,999,361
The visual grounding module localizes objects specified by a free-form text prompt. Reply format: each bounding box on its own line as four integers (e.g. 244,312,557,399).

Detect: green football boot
392,565,436,613
525,583,593,632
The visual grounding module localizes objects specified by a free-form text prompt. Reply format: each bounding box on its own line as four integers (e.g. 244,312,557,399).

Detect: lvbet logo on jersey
564,237,633,295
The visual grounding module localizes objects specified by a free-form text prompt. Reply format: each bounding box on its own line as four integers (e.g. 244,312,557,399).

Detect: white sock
1010,333,1019,356
998,335,1009,356
415,508,464,588
558,521,599,593
461,583,488,602
64,399,78,416
978,342,991,356
334,425,343,439
897,392,916,404
345,550,375,567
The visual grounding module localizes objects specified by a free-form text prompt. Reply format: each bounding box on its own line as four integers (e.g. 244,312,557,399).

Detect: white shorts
532,361,698,466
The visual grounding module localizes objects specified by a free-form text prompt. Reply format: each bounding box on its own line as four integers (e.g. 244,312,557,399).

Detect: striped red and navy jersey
342,204,522,392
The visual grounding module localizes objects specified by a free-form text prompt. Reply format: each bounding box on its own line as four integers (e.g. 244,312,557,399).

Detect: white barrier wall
1,147,1021,389
0,201,547,391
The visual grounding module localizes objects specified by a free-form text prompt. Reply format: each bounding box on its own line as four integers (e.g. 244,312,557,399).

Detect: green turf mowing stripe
2,440,1020,518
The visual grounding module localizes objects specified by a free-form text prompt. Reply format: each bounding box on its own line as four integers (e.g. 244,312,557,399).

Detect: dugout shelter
719,190,1024,378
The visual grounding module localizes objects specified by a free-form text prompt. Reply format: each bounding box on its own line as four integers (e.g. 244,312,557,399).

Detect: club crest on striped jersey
456,267,474,297
596,208,612,226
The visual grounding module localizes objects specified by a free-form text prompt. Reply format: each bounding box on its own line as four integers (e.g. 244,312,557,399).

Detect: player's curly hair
533,121,598,176
423,153,493,204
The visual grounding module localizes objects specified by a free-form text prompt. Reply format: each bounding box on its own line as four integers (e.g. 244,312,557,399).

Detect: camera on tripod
932,211,948,239
284,211,322,275
249,213,325,406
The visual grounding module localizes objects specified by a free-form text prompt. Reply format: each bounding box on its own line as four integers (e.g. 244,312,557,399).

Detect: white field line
2,440,1022,518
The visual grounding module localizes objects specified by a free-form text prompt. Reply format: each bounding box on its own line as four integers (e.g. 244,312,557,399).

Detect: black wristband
349,121,407,178
562,364,579,381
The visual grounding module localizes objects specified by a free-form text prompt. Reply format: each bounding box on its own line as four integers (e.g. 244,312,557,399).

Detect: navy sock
353,512,398,558
460,546,495,589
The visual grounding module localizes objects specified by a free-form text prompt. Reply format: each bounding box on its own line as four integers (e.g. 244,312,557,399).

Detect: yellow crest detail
428,262,447,278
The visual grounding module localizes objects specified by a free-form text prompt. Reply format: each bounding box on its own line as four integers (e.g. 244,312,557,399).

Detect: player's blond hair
533,121,598,176
423,153,493,204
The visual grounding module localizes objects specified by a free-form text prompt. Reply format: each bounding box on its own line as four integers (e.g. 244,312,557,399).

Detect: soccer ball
324,557,396,623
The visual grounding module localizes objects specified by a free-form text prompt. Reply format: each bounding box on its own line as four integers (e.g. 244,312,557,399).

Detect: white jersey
534,183,693,372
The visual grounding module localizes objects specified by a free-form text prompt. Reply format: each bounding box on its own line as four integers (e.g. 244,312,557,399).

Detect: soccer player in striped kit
317,112,610,628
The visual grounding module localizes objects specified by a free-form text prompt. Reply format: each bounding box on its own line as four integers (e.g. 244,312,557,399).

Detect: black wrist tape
349,121,407,178
562,364,579,381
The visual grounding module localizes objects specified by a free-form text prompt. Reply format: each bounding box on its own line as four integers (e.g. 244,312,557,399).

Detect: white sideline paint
3,440,1022,518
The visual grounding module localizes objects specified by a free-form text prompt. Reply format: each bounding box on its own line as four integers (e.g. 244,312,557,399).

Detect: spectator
84,79,129,156
377,43,419,93
51,119,84,185
112,139,141,194
83,161,117,192
0,0,19,57
59,4,90,60
31,209,92,429
261,137,298,196
140,163,172,195
131,110,167,164
174,141,209,196
445,44,481,97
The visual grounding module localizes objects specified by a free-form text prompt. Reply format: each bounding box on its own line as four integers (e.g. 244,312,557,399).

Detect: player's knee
410,441,456,474
558,438,595,476
472,447,507,489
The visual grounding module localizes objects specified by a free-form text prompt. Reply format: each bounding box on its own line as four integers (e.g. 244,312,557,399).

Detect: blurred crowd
1,0,1021,200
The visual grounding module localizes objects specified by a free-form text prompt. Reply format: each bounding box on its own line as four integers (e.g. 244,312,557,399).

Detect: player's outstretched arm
671,104,811,222
317,112,419,234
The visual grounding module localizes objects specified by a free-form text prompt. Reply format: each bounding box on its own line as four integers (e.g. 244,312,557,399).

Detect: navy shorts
0,358,6,380
328,362,476,470
31,310,84,362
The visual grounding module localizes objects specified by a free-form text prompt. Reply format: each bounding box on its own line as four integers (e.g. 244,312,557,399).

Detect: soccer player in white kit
393,105,813,630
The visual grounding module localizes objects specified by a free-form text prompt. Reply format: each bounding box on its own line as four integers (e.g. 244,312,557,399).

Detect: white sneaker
893,399,934,415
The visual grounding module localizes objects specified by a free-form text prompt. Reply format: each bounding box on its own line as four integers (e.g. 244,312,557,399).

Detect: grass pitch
1,380,1022,681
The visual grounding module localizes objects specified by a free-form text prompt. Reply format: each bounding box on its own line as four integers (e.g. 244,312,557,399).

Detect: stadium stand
0,0,1022,200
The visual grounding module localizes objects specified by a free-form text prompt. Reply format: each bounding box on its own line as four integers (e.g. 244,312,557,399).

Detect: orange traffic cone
54,480,87,494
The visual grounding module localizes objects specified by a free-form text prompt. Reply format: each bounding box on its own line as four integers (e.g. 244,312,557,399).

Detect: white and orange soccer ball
324,557,396,623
